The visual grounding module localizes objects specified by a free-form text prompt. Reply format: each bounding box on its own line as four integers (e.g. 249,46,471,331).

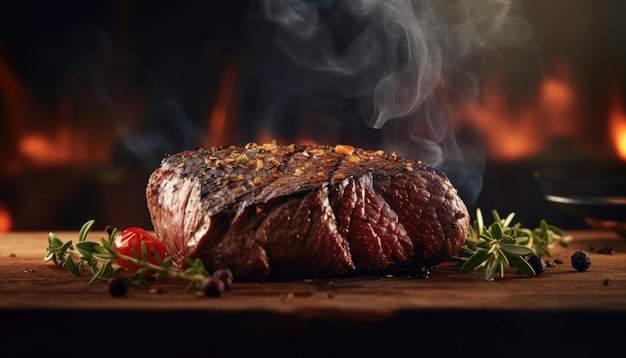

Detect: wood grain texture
2,230,626,356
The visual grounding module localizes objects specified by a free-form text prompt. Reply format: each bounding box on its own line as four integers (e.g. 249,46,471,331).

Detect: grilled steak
146,141,469,280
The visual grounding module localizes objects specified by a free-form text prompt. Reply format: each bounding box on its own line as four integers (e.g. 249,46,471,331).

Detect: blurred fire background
1,0,626,232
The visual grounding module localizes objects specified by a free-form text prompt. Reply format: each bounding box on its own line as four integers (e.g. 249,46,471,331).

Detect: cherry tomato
113,227,167,277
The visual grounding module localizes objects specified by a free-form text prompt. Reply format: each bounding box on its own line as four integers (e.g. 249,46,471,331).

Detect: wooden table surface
2,229,626,357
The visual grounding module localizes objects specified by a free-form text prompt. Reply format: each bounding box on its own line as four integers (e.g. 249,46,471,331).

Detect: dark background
1,0,626,232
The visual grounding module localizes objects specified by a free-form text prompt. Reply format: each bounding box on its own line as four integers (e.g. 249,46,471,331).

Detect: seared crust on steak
146,141,469,280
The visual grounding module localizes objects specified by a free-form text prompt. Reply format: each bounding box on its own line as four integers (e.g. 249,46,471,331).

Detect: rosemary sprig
451,208,570,281
44,220,211,292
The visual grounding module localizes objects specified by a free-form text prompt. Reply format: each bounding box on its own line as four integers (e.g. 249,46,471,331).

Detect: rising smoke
248,0,535,205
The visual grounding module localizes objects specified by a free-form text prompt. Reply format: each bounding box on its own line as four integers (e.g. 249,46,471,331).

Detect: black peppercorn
201,276,225,297
108,277,128,297
527,255,547,275
571,251,591,271
212,269,234,291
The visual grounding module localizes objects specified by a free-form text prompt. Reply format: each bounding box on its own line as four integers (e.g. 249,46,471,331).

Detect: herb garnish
44,220,213,293
451,208,569,281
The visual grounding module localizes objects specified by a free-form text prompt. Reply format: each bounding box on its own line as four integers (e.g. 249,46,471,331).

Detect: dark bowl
535,165,626,238
544,195,626,222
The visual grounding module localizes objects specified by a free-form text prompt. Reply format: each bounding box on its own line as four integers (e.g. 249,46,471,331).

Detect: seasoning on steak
146,141,470,280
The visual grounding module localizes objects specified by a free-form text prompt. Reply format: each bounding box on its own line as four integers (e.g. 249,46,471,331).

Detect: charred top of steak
146,141,470,280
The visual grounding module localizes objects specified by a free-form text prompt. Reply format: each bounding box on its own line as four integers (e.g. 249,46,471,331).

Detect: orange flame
207,59,239,147
0,49,117,172
15,121,115,169
460,60,582,162
0,203,12,232
608,90,626,161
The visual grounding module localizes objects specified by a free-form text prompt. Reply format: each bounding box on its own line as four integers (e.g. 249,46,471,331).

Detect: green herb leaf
484,256,499,281
460,248,490,273
75,241,101,258
65,255,81,277
78,220,95,242
508,255,536,277
490,222,503,240
48,232,64,248
500,244,534,256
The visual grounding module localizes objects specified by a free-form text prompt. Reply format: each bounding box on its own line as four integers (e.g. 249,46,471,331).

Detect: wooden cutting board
2,229,626,356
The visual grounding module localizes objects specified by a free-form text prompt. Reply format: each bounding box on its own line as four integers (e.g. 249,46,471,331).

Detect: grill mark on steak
146,141,470,280
332,174,413,271
372,168,467,264
264,187,354,278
